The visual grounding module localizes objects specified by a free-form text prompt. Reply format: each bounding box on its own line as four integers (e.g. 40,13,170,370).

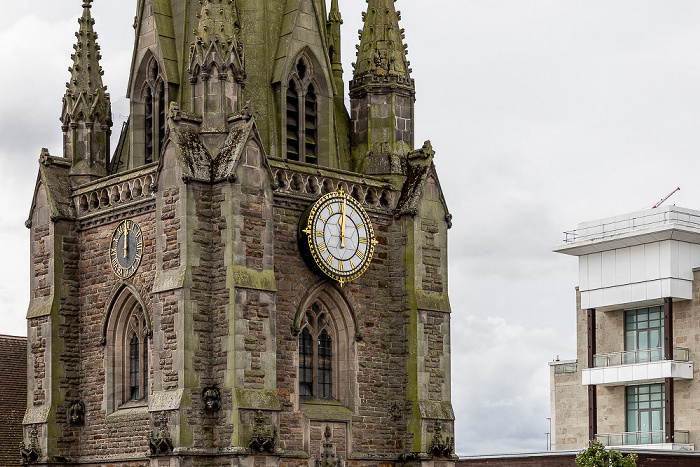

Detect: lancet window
104,286,151,413
298,302,333,398
286,55,318,164
143,59,165,164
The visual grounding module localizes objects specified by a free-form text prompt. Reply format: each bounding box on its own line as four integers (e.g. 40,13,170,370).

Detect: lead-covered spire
350,0,413,90
61,0,112,182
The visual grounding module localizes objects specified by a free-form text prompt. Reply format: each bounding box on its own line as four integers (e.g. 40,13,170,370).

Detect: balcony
582,347,693,386
596,430,693,451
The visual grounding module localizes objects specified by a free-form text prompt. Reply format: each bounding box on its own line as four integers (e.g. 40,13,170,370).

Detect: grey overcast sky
3,0,700,457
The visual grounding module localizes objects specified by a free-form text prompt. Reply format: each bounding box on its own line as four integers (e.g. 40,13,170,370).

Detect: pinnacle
61,0,111,125
350,0,413,90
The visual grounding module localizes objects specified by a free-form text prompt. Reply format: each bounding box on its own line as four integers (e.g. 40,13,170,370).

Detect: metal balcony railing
596,430,690,446
593,347,690,368
562,208,700,243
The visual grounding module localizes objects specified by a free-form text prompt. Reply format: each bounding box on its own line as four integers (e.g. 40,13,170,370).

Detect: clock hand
123,225,128,259
340,197,346,248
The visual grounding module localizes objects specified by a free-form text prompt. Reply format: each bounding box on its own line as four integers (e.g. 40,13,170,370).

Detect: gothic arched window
103,286,151,413
143,59,165,164
298,302,333,399
286,56,318,164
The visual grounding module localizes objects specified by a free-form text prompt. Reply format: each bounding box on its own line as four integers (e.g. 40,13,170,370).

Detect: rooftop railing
593,347,690,368
596,430,690,447
562,208,700,243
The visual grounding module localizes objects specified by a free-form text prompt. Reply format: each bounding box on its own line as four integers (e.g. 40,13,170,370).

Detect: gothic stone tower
23,0,454,466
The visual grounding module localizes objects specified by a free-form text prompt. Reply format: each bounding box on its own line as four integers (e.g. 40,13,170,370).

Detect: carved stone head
69,400,85,425
202,387,221,411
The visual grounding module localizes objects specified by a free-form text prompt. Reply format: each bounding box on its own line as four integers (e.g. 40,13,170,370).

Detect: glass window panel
130,334,140,400
299,329,313,396
318,330,332,398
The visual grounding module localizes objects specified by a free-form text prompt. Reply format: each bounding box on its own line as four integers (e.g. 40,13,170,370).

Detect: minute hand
340,198,346,248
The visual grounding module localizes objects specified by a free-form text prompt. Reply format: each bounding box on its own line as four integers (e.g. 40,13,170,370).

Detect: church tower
22,1,455,466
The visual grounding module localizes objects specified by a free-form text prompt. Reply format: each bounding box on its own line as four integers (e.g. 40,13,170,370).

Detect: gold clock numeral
314,230,324,238
317,242,328,253
349,259,356,269
327,204,335,215
338,261,345,273
359,237,368,244
356,250,366,260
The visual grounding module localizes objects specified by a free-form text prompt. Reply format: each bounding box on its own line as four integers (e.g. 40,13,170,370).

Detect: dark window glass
318,330,332,398
130,334,140,400
299,329,313,396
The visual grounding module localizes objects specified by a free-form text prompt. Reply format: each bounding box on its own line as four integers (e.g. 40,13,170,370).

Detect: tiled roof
0,335,26,467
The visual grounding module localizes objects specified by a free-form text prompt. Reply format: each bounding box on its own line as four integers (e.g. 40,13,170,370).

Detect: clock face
109,219,144,279
301,189,376,286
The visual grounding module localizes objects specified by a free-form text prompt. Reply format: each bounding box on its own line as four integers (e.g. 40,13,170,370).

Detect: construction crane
652,187,680,209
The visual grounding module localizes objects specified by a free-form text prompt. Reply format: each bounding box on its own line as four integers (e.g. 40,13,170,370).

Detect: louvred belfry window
286,56,318,164
144,59,165,164
298,302,333,399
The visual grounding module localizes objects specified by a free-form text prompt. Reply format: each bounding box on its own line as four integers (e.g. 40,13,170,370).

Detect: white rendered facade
550,206,700,451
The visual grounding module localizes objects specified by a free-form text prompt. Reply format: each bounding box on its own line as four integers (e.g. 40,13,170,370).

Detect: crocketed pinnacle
189,0,244,82
350,0,413,90
194,0,240,49
61,0,111,125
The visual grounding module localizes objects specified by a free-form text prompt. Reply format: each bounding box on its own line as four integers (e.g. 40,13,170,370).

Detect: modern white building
551,205,700,451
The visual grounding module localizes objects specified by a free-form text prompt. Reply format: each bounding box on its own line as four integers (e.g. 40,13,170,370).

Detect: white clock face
302,189,376,285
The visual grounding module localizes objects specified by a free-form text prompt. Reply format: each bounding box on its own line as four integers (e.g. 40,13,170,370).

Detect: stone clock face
301,189,376,286
109,219,143,279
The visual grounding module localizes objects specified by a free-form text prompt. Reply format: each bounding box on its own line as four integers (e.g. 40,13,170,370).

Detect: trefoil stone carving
248,410,276,453
315,426,342,467
428,420,454,458
20,426,41,464
148,412,174,455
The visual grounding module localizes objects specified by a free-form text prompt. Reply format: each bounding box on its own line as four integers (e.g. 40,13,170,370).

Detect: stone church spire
61,0,112,183
188,0,245,127
349,0,415,174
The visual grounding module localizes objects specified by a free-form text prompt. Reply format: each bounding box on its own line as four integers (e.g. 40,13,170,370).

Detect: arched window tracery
298,302,333,399
103,286,151,413
295,285,358,407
